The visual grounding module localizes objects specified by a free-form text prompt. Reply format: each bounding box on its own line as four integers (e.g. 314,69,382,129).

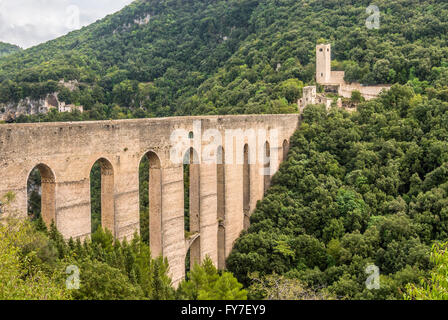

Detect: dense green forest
0,195,246,300
2,0,448,123
227,84,448,299
2,0,448,300
0,42,21,58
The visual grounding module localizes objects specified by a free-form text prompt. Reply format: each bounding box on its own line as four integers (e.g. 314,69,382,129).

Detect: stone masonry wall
0,114,299,286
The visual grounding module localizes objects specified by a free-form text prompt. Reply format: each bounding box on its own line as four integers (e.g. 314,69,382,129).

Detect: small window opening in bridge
264,141,271,194
90,158,115,236
243,144,251,230
188,131,194,139
217,146,226,269
184,147,201,274
139,151,162,257
185,248,191,280
282,139,290,162
27,164,56,228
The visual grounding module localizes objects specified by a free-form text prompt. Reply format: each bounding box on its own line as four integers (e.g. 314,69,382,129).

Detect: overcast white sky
0,0,135,49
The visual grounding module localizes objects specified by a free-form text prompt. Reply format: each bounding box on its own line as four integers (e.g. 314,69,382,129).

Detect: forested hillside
0,206,246,300
227,84,448,299
1,0,448,122
2,0,448,300
0,42,21,58
0,0,259,120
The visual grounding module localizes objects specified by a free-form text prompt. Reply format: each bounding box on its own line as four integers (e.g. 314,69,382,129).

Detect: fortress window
319,48,323,52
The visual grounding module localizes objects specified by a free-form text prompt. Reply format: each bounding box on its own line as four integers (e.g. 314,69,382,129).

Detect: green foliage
27,168,41,219
351,90,363,103
227,84,448,299
71,259,144,300
177,257,247,300
5,0,448,122
0,42,21,58
65,227,176,300
0,220,70,300
90,162,102,233
0,0,261,118
248,273,333,300
404,242,448,300
139,154,150,244
0,217,177,300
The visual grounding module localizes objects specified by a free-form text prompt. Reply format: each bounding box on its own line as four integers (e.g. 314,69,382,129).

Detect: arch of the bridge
139,150,163,257
183,147,201,271
27,163,56,227
89,157,116,236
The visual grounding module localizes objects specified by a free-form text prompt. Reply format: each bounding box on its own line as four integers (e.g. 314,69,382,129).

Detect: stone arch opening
139,151,162,257
282,139,290,162
264,141,271,194
243,144,251,230
217,146,226,269
90,158,115,236
184,147,201,272
27,163,56,228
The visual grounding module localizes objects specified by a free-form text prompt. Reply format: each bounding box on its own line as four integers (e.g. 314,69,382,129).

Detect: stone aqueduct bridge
0,114,299,285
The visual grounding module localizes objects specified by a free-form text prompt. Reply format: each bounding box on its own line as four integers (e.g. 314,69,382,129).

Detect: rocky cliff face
0,95,55,121
0,81,82,122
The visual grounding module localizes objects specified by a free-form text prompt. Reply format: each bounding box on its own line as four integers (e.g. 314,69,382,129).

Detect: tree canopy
227,84,448,299
0,42,21,58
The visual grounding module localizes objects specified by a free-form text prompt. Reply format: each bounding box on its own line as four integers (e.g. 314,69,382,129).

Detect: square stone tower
316,44,331,84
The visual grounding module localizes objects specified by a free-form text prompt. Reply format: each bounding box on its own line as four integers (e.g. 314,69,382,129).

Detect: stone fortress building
299,44,391,110
0,114,299,286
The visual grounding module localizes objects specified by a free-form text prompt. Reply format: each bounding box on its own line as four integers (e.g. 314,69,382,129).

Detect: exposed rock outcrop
0,92,83,121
